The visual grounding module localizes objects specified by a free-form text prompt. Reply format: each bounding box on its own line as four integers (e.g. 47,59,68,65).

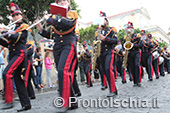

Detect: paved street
0,73,170,113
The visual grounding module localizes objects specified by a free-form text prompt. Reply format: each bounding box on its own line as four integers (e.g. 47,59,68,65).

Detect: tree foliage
79,24,97,46
0,0,80,46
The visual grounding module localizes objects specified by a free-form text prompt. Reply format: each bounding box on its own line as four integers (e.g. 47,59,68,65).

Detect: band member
24,41,36,99
125,22,142,87
35,0,79,111
97,11,118,97
152,40,160,79
141,33,154,81
158,47,165,76
93,28,107,90
0,3,31,111
163,47,170,74
82,41,93,87
115,40,127,84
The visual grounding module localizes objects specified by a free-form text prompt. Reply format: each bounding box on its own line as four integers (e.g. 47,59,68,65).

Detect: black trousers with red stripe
3,50,30,106
24,60,35,98
96,57,107,87
53,42,77,108
152,57,160,77
100,50,117,93
128,50,141,85
116,59,126,82
83,61,93,86
159,61,165,76
141,52,154,79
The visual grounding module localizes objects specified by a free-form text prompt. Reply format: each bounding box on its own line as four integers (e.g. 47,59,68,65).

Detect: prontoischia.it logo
53,97,159,108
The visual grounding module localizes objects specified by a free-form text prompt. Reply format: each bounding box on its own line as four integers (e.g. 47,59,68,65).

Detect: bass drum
159,56,164,65
152,51,159,60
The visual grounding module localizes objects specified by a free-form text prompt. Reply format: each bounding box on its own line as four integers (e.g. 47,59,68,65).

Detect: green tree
79,24,97,46
0,0,80,46
159,41,168,48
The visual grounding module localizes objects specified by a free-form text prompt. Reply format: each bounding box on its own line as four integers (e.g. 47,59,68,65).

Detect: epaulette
26,41,34,51
15,23,32,33
137,33,141,38
124,35,126,39
67,10,78,19
112,27,117,33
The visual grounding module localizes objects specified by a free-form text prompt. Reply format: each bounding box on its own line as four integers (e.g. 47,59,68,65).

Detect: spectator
0,46,7,93
44,51,53,88
34,47,44,88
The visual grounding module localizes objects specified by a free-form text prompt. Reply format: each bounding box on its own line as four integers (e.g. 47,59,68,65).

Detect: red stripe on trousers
110,50,116,93
124,68,126,81
150,52,154,78
138,50,141,82
63,43,75,108
70,56,77,83
5,50,25,103
88,63,92,85
103,75,107,86
24,60,31,87
157,57,160,76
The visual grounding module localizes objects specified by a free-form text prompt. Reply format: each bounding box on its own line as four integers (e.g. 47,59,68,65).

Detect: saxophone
122,31,133,68
92,29,102,70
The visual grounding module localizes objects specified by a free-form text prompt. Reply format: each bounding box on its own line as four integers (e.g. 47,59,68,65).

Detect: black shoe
149,78,153,81
68,102,78,110
75,92,81,97
122,80,127,84
107,90,118,97
2,103,14,109
101,86,107,90
129,78,133,81
87,84,93,88
30,96,36,100
137,83,142,87
161,74,165,77
168,72,170,74
156,76,159,79
15,98,20,101
17,104,31,112
133,84,137,87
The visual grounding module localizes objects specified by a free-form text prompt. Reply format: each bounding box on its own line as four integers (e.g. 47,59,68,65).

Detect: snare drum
152,51,159,60
159,56,164,65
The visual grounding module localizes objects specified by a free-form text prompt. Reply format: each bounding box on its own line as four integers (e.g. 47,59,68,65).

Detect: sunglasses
12,13,21,17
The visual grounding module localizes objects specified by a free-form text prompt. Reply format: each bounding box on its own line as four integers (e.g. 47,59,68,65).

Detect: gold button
53,37,55,39
60,35,62,37
106,49,108,51
60,40,63,43
13,49,15,51
105,45,107,47
13,44,15,46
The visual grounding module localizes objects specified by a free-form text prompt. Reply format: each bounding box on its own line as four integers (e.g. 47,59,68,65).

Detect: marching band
0,1,170,113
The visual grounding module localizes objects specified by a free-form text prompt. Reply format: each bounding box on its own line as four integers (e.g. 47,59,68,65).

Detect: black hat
147,33,152,38
127,21,133,29
100,11,106,17
82,41,87,47
10,3,22,16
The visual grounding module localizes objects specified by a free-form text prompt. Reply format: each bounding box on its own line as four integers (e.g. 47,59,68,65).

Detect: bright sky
74,0,170,33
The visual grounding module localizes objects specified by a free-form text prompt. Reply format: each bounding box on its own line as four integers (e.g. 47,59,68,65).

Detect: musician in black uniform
0,3,31,111
152,40,160,79
35,0,79,111
24,41,36,99
115,40,127,84
141,33,155,81
163,47,170,74
93,29,107,90
125,22,142,87
97,11,118,97
82,41,93,87
158,47,165,76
